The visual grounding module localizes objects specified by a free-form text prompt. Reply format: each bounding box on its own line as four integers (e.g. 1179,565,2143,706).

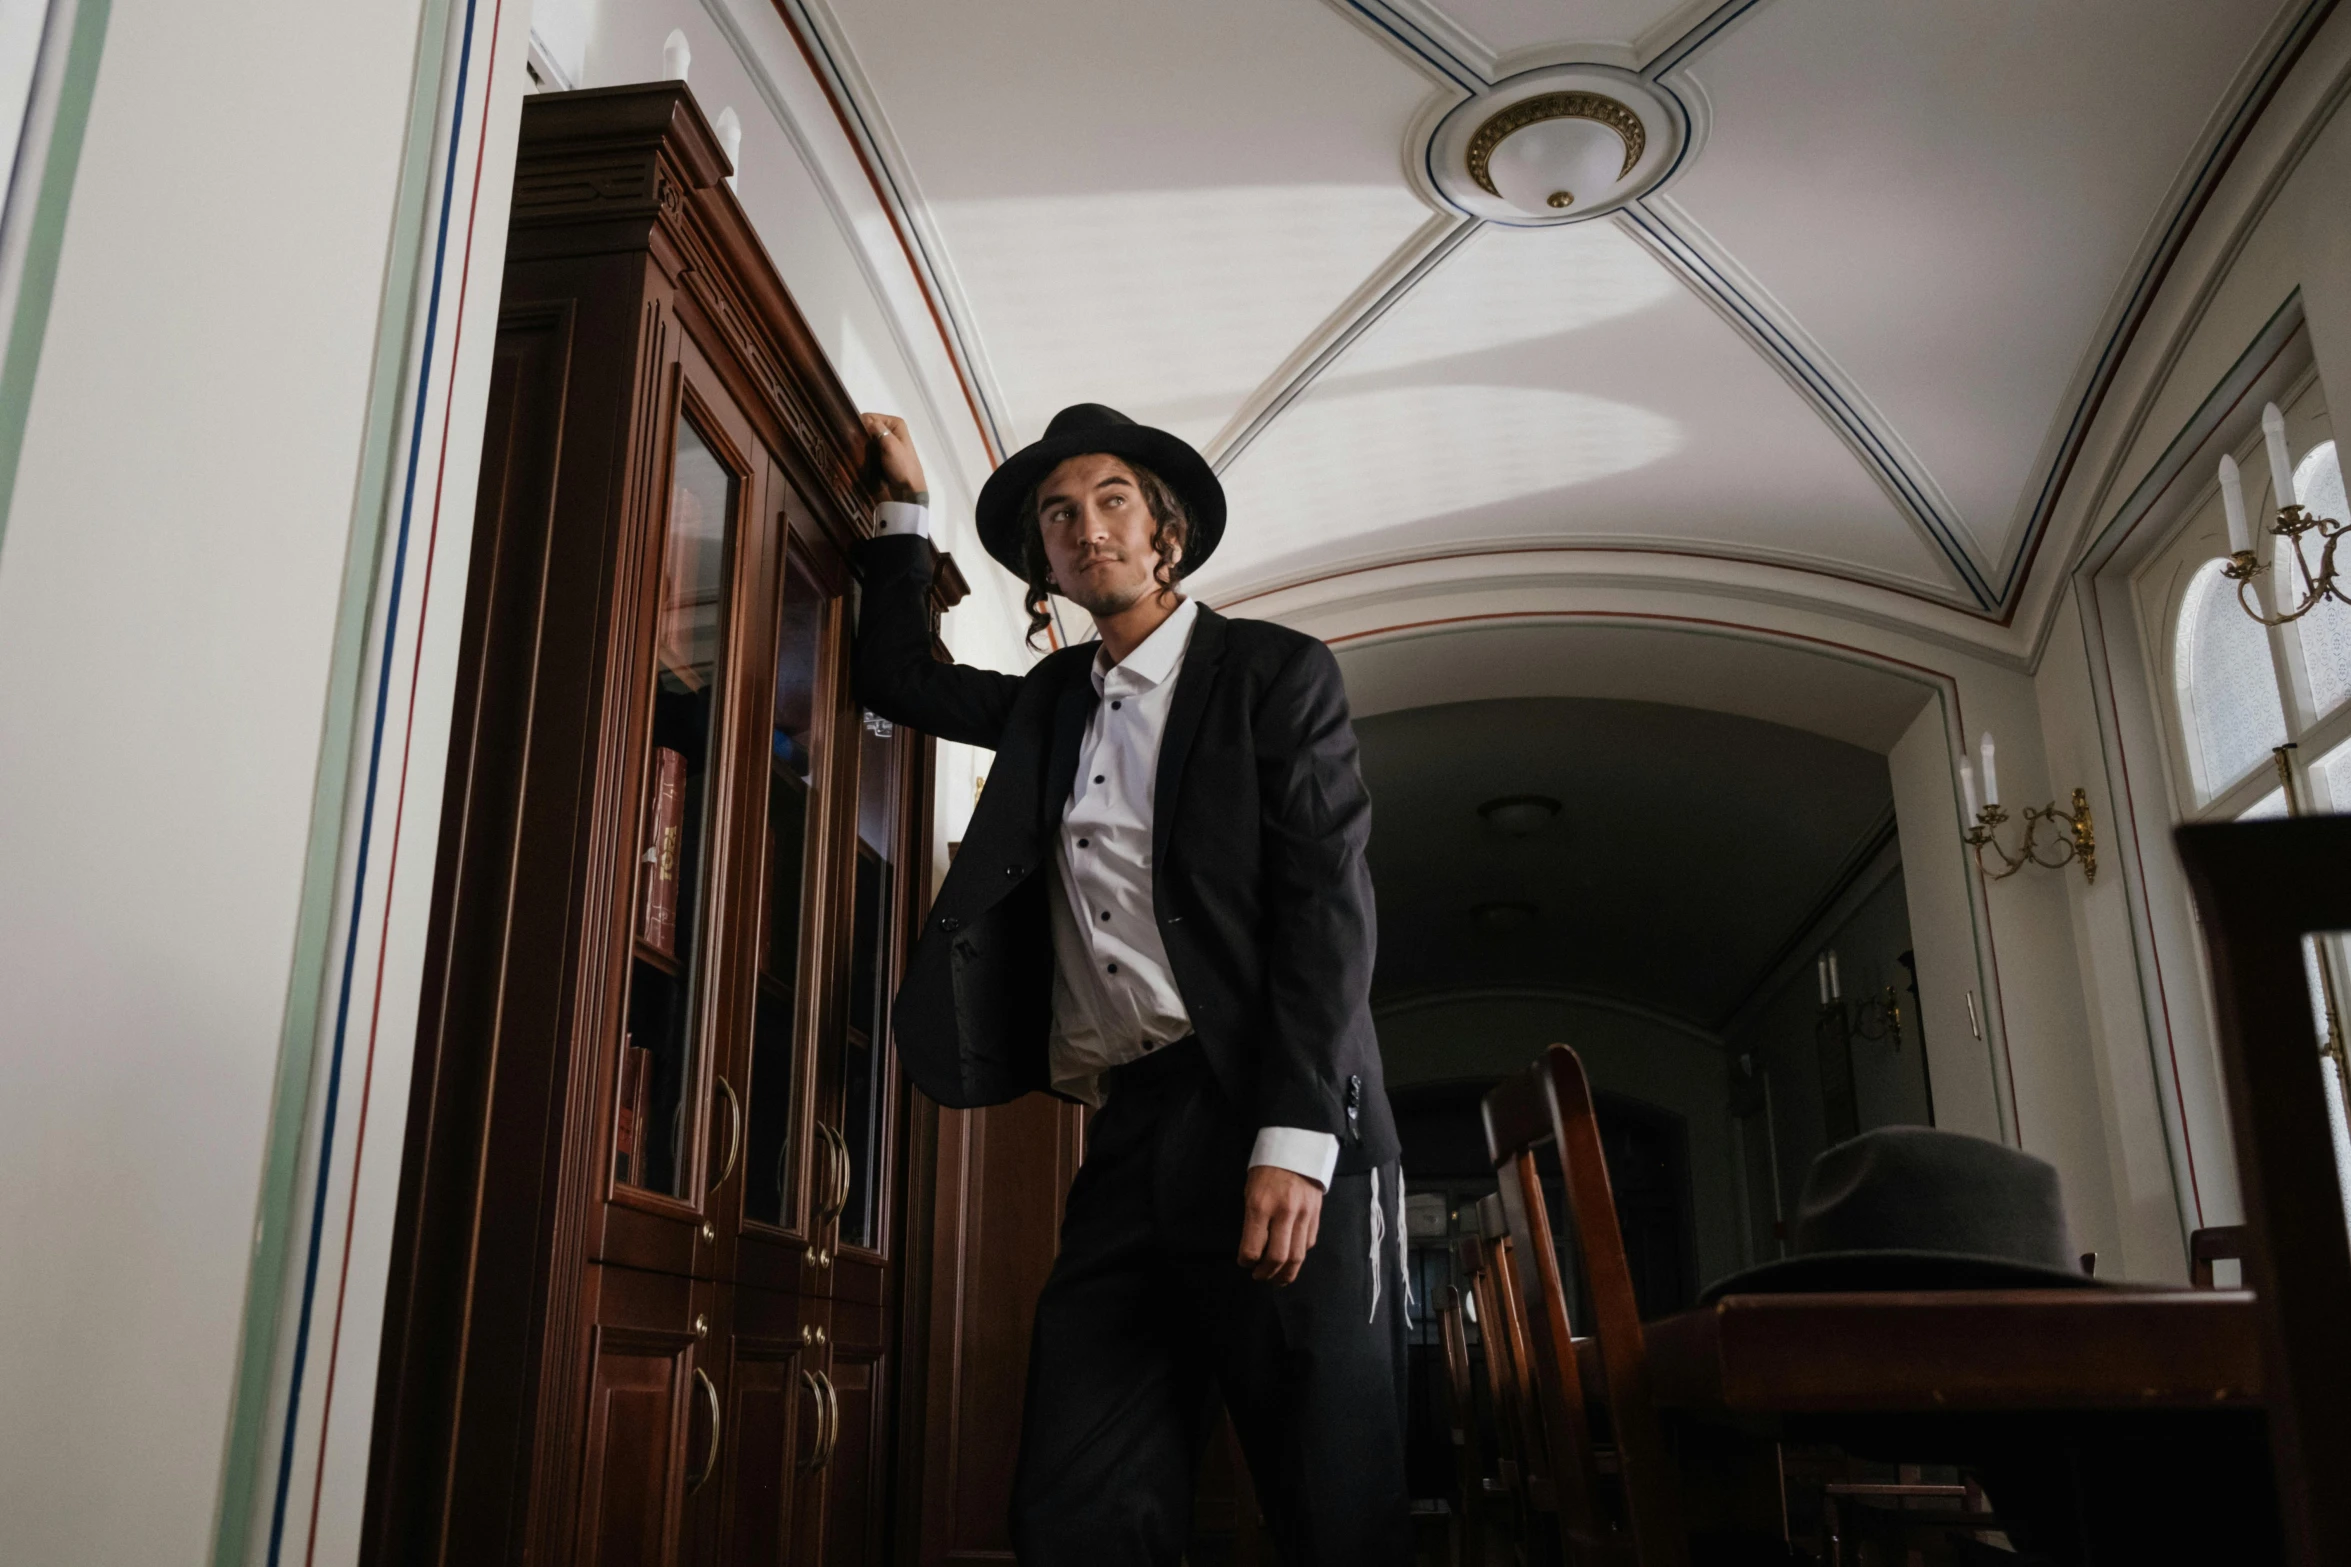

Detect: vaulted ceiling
780,0,2314,619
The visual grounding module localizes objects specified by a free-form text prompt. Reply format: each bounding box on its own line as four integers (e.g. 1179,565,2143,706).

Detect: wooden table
1621,1289,2275,1562
1639,1288,2263,1413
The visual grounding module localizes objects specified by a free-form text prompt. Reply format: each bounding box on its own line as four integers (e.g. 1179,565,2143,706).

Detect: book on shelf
616,1038,652,1185
639,747,687,954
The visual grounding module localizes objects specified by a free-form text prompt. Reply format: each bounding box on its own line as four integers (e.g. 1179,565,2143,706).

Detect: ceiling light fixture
1477,794,1562,837
1423,63,1692,226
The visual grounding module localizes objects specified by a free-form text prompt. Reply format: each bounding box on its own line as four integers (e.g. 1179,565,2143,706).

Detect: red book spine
616,1039,651,1185
640,747,686,954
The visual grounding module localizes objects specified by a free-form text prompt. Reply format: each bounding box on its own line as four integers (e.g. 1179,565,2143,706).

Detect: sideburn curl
1020,460,1191,648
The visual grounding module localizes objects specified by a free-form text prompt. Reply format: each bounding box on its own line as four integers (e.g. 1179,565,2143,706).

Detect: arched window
2173,556,2287,801
2143,386,2351,1264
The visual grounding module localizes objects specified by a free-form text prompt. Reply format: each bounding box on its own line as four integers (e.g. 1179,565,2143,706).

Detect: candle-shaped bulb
1818,956,1830,1006
662,28,691,81
2263,402,2297,514
1828,950,1843,1001
2220,454,2251,554
1980,732,2000,808
1961,760,1980,820
714,106,743,186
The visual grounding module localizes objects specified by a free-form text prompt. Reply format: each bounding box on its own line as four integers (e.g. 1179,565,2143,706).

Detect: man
853,402,1408,1566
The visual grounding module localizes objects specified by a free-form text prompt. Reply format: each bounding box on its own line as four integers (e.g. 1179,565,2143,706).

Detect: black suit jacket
853,533,1398,1168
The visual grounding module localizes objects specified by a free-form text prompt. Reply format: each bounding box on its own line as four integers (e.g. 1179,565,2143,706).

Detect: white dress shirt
873,502,1338,1189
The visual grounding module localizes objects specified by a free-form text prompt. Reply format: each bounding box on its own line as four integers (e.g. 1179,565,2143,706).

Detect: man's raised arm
853,414,1026,750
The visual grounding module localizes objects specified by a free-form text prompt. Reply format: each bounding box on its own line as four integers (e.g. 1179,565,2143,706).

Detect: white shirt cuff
873,500,930,538
1249,1126,1340,1189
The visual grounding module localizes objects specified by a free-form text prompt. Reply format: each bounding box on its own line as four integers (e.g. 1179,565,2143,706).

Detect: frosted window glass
2313,736,2351,815
2176,558,2288,798
2324,1057,2351,1260
2239,787,2289,821
2290,442,2351,719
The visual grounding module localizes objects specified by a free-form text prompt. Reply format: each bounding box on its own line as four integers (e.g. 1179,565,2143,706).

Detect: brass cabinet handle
816,1370,840,1471
687,1365,723,1495
714,1076,742,1188
813,1123,850,1223
798,1368,839,1471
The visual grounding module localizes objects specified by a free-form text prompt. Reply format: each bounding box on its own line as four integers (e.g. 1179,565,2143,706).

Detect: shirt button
1112,700,1122,710
1093,774,1105,784
1077,838,1089,848
1099,910,1110,921
1107,962,1119,974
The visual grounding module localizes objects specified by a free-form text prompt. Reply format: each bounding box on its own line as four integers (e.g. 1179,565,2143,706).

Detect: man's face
1036,453,1180,620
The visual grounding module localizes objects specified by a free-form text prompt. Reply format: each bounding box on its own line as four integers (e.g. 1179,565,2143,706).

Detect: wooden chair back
2189,1224,2248,1289
1482,1044,1687,1566
2176,818,2351,1567
1437,1286,1483,1566
1458,1206,1540,1533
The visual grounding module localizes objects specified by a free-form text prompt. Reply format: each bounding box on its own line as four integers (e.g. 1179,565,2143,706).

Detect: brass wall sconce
1849,985,1904,1051
2221,403,2346,627
1958,730,2096,883
1816,950,1904,1053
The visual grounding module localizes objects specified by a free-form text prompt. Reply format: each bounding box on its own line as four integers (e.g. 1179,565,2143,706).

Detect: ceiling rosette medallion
1425,64,1691,225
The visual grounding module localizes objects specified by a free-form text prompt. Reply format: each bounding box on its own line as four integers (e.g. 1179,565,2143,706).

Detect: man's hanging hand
1237,1165,1324,1287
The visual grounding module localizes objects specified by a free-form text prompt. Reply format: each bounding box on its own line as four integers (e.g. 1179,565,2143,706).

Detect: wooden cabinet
363,83,950,1567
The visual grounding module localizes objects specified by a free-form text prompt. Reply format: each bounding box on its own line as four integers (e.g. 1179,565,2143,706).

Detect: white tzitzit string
1367,1168,1385,1323
1398,1167,1414,1312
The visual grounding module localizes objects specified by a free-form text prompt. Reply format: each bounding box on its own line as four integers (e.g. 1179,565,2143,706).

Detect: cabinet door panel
575,1265,720,1567
719,1286,828,1567
821,1344,885,1567
582,1347,684,1567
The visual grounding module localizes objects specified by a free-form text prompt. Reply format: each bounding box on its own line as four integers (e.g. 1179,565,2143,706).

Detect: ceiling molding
1985,0,2342,618
2018,16,2351,668
1621,197,1990,607
1322,0,1491,91
1635,0,1769,76
1207,541,2024,669
1205,214,1475,469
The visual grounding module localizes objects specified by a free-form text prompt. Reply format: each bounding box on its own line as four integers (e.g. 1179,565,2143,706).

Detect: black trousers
1008,1041,1411,1566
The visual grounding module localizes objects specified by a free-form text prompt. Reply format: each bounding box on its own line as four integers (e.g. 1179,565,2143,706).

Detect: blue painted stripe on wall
262,2,481,1560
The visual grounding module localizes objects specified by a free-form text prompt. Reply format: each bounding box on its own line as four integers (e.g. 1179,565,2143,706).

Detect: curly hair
1019,458,1191,648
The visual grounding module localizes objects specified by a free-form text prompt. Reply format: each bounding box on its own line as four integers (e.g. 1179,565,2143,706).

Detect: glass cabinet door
745,550,837,1232
837,711,904,1253
617,411,738,1201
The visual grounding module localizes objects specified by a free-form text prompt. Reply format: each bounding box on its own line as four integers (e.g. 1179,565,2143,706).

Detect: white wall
0,1,436,1559
2018,8,2351,1277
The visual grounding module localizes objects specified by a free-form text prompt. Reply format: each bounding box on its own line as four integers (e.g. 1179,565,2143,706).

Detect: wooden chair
2176,817,2351,1567
1437,1286,1483,1567
2190,1223,2249,1289
1458,1204,1542,1551
1482,1044,1687,1566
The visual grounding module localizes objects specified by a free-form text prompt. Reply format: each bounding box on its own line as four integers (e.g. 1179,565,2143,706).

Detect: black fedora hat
973,403,1226,581
1701,1126,2101,1302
